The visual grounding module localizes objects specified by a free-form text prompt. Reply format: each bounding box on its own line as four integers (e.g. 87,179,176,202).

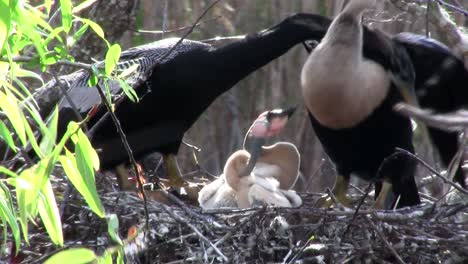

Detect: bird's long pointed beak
283,106,297,118
239,137,266,177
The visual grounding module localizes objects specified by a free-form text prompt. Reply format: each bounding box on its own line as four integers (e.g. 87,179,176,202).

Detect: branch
388,0,468,67
93,81,150,230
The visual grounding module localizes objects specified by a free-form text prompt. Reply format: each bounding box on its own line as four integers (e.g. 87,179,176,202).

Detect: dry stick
395,148,468,195
137,16,222,35
93,82,150,229
204,208,265,256
160,204,228,261
365,216,406,264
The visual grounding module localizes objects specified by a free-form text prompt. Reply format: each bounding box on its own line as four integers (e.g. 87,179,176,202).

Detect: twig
395,148,468,195
155,0,223,65
342,183,373,238
93,82,150,230
52,74,88,133
137,16,222,35
365,216,406,264
160,204,228,262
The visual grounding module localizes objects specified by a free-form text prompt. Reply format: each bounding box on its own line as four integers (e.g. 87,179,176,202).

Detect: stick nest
10,172,468,264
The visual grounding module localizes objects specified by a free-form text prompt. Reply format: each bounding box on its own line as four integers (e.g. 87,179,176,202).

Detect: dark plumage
54,13,331,186
393,33,468,188
301,0,420,209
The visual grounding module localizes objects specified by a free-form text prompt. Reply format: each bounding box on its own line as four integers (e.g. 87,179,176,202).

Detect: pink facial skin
249,111,288,138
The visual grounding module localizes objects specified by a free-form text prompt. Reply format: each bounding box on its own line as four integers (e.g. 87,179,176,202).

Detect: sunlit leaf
0,182,20,252
59,0,72,33
98,251,112,264
77,126,99,171
16,168,38,243
107,214,122,245
69,23,88,47
0,120,16,151
44,248,97,264
72,0,98,14
116,249,124,264
0,0,11,54
59,151,104,218
39,107,59,156
77,17,108,47
44,26,65,46
38,179,63,246
0,91,26,146
105,44,121,75
44,0,52,15
22,113,42,157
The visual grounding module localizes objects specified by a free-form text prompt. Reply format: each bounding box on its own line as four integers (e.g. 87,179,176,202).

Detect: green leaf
0,120,16,151
39,107,59,156
77,127,99,171
77,17,108,47
0,166,18,178
87,73,98,87
0,90,26,146
16,168,38,243
72,0,98,14
107,214,122,245
44,0,52,15
59,151,104,218
0,0,11,54
105,44,121,75
0,182,20,252
69,23,88,47
44,26,65,46
98,251,113,264
38,179,63,246
60,0,72,33
118,79,138,103
116,249,124,264
44,248,97,264
22,113,42,157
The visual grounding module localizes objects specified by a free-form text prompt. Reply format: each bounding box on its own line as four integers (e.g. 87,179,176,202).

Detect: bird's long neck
320,9,365,63
207,15,330,94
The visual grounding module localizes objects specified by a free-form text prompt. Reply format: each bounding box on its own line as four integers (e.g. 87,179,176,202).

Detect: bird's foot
163,154,187,188
316,193,356,208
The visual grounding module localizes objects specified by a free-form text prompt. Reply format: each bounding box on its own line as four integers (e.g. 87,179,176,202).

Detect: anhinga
300,7,467,191
54,14,332,189
300,0,420,209
198,108,302,209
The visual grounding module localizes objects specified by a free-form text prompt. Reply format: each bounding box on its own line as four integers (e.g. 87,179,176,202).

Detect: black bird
393,33,468,189
301,0,420,209
54,13,331,189
301,12,468,190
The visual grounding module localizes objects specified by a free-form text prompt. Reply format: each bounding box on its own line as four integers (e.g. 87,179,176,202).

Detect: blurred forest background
50,0,468,194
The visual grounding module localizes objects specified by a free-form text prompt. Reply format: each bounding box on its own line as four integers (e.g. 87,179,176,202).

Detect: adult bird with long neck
299,5,468,190
301,0,420,209
54,13,331,189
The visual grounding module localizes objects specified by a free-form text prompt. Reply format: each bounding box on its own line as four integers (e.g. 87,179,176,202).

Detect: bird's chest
302,56,389,129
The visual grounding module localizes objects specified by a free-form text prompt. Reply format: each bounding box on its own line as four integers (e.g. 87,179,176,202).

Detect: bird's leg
317,174,354,207
116,164,136,191
163,154,186,187
116,163,147,192
371,180,393,209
